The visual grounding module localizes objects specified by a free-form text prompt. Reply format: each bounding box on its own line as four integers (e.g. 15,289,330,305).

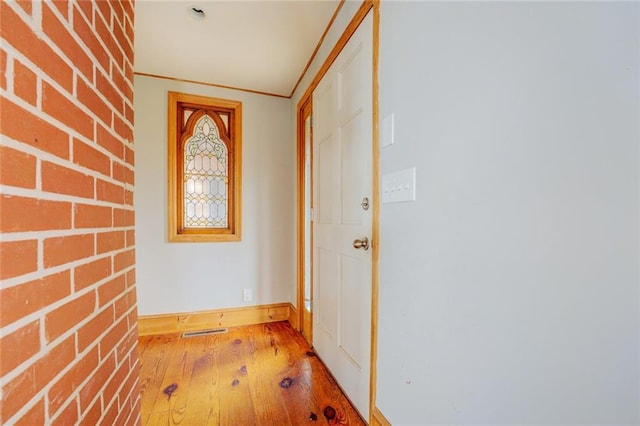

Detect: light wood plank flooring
139,321,366,425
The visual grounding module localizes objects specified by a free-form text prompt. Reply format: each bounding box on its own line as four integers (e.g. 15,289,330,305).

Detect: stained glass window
183,114,228,228
167,92,242,242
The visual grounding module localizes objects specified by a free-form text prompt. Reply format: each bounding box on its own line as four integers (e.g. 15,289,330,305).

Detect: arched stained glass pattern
168,91,242,242
183,114,228,228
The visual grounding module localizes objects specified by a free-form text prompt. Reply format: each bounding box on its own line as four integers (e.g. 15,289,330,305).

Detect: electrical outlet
242,289,253,302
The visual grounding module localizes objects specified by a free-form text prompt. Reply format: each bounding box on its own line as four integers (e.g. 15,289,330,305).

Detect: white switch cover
382,113,394,148
382,167,416,203
243,289,253,302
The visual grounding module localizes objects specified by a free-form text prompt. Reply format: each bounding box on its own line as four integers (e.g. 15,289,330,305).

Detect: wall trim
288,0,345,98
138,303,294,336
134,72,290,99
371,406,391,426
288,305,299,330
296,0,374,111
369,1,382,425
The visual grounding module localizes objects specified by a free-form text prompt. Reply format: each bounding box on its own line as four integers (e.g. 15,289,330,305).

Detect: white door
312,12,373,419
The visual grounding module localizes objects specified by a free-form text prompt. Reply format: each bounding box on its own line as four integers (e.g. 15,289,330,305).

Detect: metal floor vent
182,328,228,338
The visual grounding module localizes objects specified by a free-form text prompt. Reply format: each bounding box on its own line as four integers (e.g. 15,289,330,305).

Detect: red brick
124,146,134,166
125,166,134,185
111,3,124,31
0,2,73,92
42,81,94,139
0,320,40,374
98,274,125,307
116,328,138,365
15,1,32,15
45,291,95,342
75,203,112,228
129,397,141,423
0,270,71,326
97,179,124,204
121,0,134,23
127,310,137,330
97,123,123,157
50,398,79,426
102,357,127,409
73,138,110,176
76,0,92,24
113,113,133,141
78,305,114,352
0,239,37,279
73,256,111,291
111,161,125,183
1,336,74,420
97,230,124,254
114,248,134,272
51,0,69,18
111,16,132,66
0,366,42,419
14,398,44,426
0,146,37,188
0,98,69,159
112,68,132,107
124,58,133,85
0,195,71,232
125,269,136,288
95,0,111,26
48,347,99,414
124,189,133,206
0,49,7,89
113,208,134,227
73,7,110,73
117,364,139,406
125,229,135,247
79,352,115,411
124,100,133,125
96,69,123,114
42,161,94,198
79,397,102,426
13,59,37,105
77,77,112,125
42,3,92,80
95,11,123,69
114,288,135,320
102,398,120,426
43,233,94,268
99,317,127,360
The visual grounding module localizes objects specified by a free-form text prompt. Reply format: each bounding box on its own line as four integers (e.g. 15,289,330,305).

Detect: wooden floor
138,321,366,425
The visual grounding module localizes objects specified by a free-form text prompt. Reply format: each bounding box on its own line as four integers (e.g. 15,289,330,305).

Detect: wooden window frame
168,91,242,242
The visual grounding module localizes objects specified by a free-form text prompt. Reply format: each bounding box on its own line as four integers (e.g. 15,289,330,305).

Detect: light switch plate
382,113,394,148
243,289,253,302
382,167,416,203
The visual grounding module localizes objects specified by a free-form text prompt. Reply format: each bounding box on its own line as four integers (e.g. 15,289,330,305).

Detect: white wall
377,2,639,425
134,75,294,315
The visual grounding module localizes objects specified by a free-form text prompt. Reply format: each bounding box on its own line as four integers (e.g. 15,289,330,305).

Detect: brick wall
0,1,140,424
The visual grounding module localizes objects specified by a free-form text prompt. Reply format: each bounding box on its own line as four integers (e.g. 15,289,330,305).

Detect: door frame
296,97,313,345
295,0,381,423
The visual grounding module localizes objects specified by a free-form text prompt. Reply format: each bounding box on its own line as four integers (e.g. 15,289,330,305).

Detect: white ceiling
134,0,341,97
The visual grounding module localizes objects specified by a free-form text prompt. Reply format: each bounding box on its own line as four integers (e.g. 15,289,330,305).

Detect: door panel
338,44,363,118
312,11,373,419
316,248,338,339
339,253,366,368
341,115,364,225
318,134,337,225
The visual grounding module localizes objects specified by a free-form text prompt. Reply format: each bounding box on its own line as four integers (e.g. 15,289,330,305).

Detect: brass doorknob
352,237,369,251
